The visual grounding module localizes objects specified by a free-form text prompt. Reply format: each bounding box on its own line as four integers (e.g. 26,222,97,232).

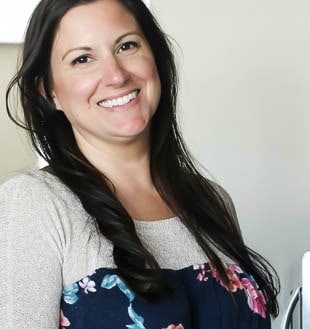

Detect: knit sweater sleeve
0,173,66,329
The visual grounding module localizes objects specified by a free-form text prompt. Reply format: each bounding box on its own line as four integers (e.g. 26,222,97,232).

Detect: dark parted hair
6,0,279,316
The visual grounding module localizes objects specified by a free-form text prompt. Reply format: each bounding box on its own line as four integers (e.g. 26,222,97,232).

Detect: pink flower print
225,266,243,292
60,310,70,328
228,263,243,274
241,278,267,318
209,262,243,292
193,264,208,282
79,277,97,294
209,262,220,280
162,324,185,329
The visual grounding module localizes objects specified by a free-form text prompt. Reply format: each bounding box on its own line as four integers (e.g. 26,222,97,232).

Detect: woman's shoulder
207,180,235,208
2,168,57,188
0,168,83,218
1,168,74,201
207,179,243,237
183,171,238,220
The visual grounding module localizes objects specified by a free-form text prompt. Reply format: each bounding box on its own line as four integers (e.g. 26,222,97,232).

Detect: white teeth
99,90,138,108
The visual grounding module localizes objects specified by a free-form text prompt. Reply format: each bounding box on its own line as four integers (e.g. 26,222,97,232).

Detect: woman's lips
98,90,140,108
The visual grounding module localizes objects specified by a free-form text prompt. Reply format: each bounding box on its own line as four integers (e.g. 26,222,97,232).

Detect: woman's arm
0,174,64,329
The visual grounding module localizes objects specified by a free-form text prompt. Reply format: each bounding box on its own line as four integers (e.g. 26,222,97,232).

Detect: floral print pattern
59,310,70,328
193,264,209,282
242,277,267,318
101,274,146,329
63,282,79,305
194,262,267,318
209,262,244,292
101,274,135,302
60,262,269,329
79,277,97,294
162,324,185,329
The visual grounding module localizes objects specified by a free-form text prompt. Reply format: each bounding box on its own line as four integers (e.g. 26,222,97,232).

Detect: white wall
0,1,40,43
0,44,36,183
151,1,310,328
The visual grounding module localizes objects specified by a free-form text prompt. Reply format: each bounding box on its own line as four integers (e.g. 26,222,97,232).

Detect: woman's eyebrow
62,46,92,61
115,31,142,44
115,31,141,43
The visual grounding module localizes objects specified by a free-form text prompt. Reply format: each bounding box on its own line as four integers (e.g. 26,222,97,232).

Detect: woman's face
50,0,161,148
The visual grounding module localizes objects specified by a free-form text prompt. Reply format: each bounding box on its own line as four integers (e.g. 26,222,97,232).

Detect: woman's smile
98,89,140,109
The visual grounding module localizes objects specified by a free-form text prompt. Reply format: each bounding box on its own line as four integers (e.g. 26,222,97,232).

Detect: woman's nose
101,56,130,87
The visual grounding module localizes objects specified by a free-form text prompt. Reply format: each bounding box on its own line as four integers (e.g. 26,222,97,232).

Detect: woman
1,0,279,328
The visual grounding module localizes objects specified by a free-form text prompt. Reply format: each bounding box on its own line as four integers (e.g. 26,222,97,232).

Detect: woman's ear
37,77,62,110
37,77,47,98
51,91,62,110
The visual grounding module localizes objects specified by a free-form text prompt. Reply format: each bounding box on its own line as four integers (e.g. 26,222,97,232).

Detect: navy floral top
60,262,270,329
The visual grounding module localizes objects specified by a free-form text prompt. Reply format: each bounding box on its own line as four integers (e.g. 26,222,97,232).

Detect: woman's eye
118,41,139,53
72,55,91,65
